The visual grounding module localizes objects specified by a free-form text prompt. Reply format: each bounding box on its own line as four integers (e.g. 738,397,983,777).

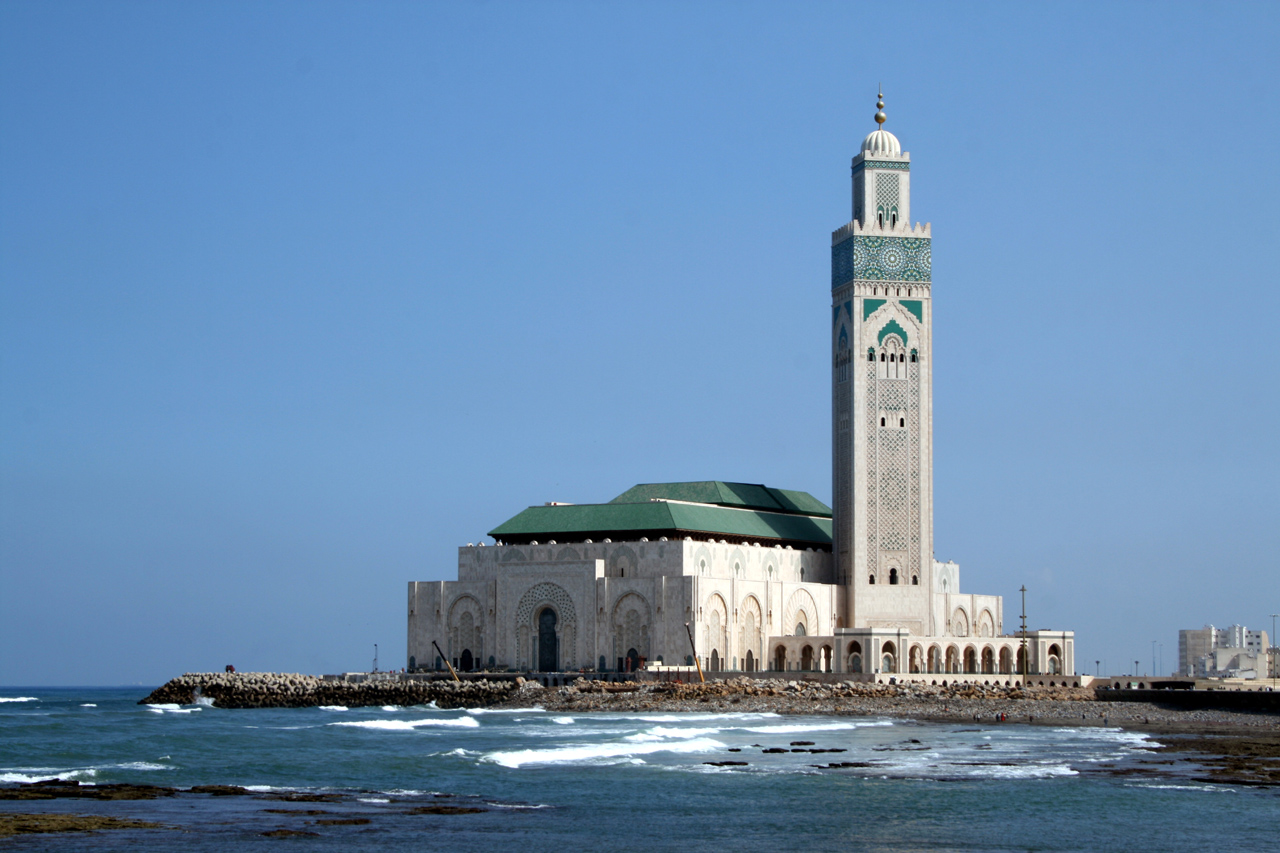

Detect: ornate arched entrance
537,608,558,672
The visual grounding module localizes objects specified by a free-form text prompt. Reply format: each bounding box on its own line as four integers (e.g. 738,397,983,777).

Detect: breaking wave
329,716,481,731
483,736,725,768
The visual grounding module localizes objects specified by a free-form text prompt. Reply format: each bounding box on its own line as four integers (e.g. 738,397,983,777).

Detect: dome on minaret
861,128,901,157
861,89,901,156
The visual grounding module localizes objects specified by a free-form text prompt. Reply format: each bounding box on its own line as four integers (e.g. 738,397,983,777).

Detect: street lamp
1271,614,1278,690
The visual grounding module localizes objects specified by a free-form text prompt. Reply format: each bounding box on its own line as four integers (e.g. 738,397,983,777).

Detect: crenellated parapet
831,218,931,244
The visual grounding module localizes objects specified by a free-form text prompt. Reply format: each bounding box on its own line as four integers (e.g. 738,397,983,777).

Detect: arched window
910,351,918,363
911,574,919,585
880,417,886,427
889,568,899,585
868,350,876,362
868,574,876,585
795,623,806,637
880,352,886,362
898,417,905,428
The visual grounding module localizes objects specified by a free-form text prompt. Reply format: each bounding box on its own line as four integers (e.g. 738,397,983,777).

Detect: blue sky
2,2,1277,685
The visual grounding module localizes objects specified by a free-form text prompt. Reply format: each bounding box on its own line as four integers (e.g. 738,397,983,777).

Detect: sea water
1,687,1275,851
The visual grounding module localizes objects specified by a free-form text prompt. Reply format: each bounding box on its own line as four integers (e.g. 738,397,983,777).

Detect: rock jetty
139,673,1280,732
139,673,516,709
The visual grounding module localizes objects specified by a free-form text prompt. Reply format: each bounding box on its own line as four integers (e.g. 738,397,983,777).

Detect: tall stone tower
831,93,934,635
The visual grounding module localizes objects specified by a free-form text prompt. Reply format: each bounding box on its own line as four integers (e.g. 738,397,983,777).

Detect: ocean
1,687,1275,851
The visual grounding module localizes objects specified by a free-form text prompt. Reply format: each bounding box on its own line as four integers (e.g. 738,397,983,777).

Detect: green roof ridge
608,481,830,517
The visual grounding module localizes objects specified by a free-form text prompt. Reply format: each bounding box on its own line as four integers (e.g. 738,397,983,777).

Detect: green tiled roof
609,482,831,518
488,482,832,548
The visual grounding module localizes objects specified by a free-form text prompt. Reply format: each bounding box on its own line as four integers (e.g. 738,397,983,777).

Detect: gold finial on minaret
874,88,886,127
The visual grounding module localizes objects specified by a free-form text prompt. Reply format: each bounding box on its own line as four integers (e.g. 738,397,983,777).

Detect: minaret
831,92,934,634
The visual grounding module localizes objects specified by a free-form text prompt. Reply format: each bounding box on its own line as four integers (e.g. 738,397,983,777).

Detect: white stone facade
408,539,838,673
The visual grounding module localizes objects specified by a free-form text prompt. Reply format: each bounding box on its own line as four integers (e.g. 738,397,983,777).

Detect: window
868,350,875,362
911,575,919,586
880,417,886,427
899,417,905,428
880,353,886,362
889,568,899,585
868,574,876,584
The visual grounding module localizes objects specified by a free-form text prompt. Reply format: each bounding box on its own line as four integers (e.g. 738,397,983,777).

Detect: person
225,664,235,673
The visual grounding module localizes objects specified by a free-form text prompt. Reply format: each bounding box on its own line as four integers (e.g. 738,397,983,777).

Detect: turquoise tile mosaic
853,159,911,172
832,236,931,287
878,318,909,346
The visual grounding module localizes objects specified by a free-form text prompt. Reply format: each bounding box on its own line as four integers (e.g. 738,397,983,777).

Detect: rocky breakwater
510,675,1105,721
139,673,517,709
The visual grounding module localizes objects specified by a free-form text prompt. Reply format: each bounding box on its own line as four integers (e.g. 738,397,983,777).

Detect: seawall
139,672,517,709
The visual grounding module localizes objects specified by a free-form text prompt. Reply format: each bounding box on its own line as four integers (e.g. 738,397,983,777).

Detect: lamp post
1271,614,1278,690
1152,640,1156,681
1019,586,1028,685
1095,660,1100,677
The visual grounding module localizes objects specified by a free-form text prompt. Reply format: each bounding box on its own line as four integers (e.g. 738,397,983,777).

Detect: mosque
407,95,1076,683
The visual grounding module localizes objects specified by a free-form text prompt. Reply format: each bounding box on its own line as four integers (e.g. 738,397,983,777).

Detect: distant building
1178,625,1271,679
407,95,1077,682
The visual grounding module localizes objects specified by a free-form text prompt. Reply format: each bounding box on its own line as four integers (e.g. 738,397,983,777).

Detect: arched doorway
537,607,558,672
624,647,640,673
709,649,720,672
821,645,832,673
774,645,786,671
801,645,814,671
460,649,474,672
745,650,755,672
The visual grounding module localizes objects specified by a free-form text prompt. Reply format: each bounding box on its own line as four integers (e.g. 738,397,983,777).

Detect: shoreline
139,672,1280,737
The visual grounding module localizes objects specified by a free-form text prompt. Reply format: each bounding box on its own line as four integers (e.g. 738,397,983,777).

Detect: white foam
195,696,216,708
617,712,779,723
112,762,171,772
330,716,481,731
358,797,391,803
487,802,551,809
0,697,38,703
380,705,400,712
80,704,97,708
553,717,575,725
742,721,869,734
484,736,725,768
319,705,349,712
146,703,181,711
0,768,98,784
626,726,723,742
465,707,547,715
1,772,58,784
